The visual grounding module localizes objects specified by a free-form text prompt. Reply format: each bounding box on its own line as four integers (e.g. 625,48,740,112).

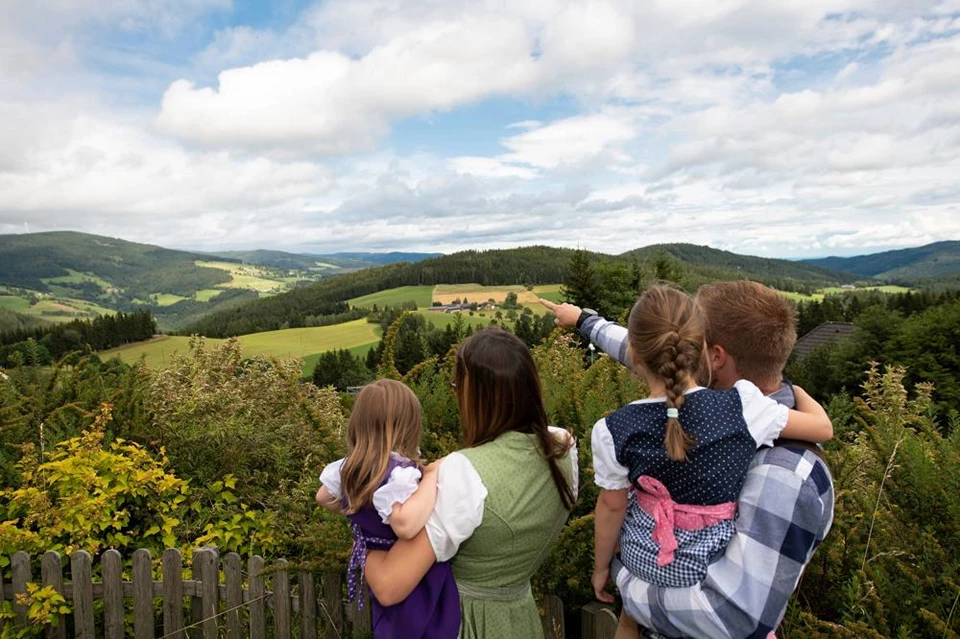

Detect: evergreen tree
312,349,371,391
561,249,601,310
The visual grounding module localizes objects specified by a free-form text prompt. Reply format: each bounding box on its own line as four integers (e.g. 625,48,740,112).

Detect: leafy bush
143,336,350,562
0,404,187,559
783,365,959,638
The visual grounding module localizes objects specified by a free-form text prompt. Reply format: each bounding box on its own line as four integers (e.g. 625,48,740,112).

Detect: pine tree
561,249,601,310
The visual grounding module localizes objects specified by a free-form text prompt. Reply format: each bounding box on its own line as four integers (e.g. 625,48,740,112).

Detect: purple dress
343,456,461,639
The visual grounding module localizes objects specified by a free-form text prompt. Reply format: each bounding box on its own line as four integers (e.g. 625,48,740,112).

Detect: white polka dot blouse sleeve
591,417,631,490
735,379,790,448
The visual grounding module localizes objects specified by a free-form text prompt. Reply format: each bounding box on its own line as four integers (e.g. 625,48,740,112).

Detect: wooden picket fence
1,547,617,638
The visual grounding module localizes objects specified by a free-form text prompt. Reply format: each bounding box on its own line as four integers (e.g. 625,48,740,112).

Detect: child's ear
626,343,646,376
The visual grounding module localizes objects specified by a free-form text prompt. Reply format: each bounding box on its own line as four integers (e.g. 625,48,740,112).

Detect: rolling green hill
0,308,50,334
208,249,443,271
0,231,232,297
0,232,337,330
800,240,960,281
206,250,367,271
101,319,381,375
182,244,862,338
181,246,594,336
620,243,858,287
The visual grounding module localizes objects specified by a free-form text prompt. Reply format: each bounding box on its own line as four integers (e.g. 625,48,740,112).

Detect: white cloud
448,157,539,180
157,15,539,153
499,111,637,171
2,0,960,258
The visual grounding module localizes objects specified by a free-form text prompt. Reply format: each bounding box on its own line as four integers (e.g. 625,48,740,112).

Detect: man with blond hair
542,280,833,639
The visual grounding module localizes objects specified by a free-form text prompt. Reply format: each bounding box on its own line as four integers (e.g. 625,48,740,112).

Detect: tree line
182,244,858,338
787,291,960,420
0,310,156,367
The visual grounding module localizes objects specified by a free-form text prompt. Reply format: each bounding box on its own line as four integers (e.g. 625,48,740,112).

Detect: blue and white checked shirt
581,315,835,639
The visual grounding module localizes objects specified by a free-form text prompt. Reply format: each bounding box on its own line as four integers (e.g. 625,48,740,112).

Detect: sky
1,1,960,258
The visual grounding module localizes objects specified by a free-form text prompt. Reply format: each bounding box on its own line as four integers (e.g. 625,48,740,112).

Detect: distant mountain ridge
621,243,856,284
4,231,955,337
326,251,443,265
0,231,230,294
800,241,960,281
207,250,441,270
181,243,858,337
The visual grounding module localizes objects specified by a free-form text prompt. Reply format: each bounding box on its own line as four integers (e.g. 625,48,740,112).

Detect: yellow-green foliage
2,326,958,638
0,404,187,559
144,336,351,565
0,584,70,638
783,365,960,638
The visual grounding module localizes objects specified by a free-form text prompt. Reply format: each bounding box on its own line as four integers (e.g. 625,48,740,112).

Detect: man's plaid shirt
580,316,835,638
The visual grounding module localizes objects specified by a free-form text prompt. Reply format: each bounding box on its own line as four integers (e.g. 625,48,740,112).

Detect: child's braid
659,331,696,461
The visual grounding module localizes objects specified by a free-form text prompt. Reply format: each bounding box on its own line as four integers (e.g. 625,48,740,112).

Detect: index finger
538,298,559,311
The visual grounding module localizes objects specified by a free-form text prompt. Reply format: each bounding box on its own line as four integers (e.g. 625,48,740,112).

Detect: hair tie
666,408,679,419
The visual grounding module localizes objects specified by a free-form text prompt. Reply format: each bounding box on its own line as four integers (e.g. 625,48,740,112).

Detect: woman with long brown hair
363,329,578,638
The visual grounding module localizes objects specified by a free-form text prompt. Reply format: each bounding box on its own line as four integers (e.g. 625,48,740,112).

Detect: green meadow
152,293,189,306
102,319,382,375
778,284,912,303
41,269,113,290
0,294,115,322
195,260,295,294
194,289,224,302
348,286,435,309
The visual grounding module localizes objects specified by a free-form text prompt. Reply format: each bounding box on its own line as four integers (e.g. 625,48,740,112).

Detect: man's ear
709,344,728,374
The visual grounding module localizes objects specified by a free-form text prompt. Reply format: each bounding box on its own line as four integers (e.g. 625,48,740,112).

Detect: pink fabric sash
633,475,737,567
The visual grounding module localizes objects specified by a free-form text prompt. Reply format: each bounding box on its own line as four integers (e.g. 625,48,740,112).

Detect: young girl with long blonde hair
590,285,833,637
316,379,460,638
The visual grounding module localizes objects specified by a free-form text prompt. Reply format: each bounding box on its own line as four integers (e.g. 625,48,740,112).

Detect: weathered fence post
248,555,266,639
352,588,372,635
322,570,344,639
40,551,65,639
11,550,30,628
274,558,292,639
197,547,219,639
133,548,155,639
0,562,7,633
190,549,203,639
540,593,565,639
300,570,317,639
71,551,94,639
163,549,185,639
3,547,344,639
582,602,618,639
102,549,125,639
224,552,243,639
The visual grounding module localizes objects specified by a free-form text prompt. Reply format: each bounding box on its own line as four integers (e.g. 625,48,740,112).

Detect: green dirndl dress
452,431,574,639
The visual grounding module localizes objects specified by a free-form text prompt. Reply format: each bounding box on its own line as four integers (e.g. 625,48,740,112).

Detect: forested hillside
208,249,443,272
801,240,960,281
625,243,858,290
182,246,593,336
325,251,443,265
0,231,232,297
0,309,48,334
183,244,857,337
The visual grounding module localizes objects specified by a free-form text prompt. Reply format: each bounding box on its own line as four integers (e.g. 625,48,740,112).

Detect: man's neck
755,377,783,396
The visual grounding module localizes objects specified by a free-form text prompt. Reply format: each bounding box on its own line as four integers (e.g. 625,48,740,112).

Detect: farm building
793,322,856,359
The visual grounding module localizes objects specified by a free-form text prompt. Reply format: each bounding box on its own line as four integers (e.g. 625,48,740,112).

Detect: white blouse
319,453,422,524
425,427,579,562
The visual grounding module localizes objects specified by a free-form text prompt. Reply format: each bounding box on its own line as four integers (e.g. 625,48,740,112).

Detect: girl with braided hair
590,285,832,636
